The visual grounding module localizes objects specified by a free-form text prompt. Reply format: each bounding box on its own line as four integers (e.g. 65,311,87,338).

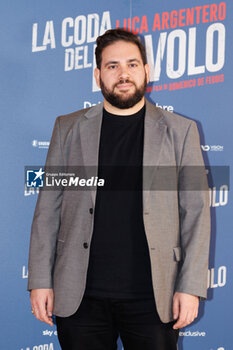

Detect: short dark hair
95,28,147,69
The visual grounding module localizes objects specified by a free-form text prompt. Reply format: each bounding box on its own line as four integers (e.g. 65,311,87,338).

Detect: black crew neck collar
103,104,146,119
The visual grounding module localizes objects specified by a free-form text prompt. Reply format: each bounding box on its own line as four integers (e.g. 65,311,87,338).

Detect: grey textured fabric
27,100,210,323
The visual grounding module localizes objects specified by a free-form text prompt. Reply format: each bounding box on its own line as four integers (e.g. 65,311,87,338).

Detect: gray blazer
27,100,210,323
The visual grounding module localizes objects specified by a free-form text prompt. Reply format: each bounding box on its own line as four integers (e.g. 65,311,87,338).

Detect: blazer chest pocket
173,247,182,262
56,239,65,255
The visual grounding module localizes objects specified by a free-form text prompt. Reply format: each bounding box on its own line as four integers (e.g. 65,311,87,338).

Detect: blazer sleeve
175,121,211,299
27,117,64,290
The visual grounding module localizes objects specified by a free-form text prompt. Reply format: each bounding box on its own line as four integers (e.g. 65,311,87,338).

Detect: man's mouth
115,80,135,90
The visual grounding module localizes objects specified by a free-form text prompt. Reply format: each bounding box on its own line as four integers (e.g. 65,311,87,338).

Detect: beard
100,75,147,109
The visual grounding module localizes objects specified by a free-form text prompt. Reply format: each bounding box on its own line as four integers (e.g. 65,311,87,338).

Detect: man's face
95,41,149,109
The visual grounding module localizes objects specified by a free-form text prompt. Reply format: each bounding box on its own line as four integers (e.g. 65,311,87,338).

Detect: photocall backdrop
0,1,232,349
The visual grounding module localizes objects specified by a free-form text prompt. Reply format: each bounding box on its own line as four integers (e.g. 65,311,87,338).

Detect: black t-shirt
84,105,154,298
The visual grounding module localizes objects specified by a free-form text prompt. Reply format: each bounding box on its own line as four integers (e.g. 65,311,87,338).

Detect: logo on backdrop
24,185,39,197
43,330,57,337
207,266,227,289
201,145,224,152
22,265,28,279
83,100,174,112
20,344,54,350
31,2,227,92
179,330,206,337
32,140,50,149
83,100,102,108
209,185,228,207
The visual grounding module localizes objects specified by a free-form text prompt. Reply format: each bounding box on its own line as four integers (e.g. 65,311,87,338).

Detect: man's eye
108,65,117,69
129,63,137,68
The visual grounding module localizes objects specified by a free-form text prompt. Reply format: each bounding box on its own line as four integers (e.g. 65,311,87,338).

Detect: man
28,29,210,350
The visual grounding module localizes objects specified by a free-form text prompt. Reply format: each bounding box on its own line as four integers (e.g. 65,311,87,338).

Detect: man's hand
172,292,199,329
30,289,54,326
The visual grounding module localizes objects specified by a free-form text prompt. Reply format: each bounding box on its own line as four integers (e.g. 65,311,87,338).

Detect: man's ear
94,67,101,88
145,64,150,84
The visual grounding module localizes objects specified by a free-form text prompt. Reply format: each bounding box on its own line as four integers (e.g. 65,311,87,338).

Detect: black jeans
56,295,179,350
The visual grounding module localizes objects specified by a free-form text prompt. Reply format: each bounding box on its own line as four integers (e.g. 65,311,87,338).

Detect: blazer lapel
143,101,167,210
79,103,103,204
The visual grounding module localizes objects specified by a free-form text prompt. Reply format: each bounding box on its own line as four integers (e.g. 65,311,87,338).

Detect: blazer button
89,208,93,214
83,242,89,249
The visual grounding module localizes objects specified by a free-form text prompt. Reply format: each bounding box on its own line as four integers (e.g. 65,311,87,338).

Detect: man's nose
118,65,130,79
